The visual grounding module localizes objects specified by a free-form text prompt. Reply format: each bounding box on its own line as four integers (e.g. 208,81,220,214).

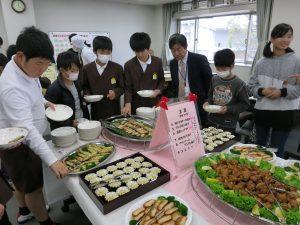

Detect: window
179,13,257,65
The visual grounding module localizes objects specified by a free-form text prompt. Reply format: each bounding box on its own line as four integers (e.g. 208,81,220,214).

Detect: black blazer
45,75,90,130
165,51,212,104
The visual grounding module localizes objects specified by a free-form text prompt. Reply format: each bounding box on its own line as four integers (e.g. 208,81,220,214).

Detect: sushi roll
221,137,230,142
89,177,101,185
141,162,152,168
105,192,119,202
124,158,135,165
228,134,235,139
134,156,145,162
113,170,124,177
132,161,142,169
96,169,108,177
215,140,223,145
123,166,134,174
84,173,97,181
120,174,132,182
108,180,122,188
126,181,139,190
150,167,161,174
107,165,118,172
130,171,142,179
95,187,108,197
206,145,214,151
102,174,114,182
116,186,130,196
146,173,158,181
116,162,127,169
139,167,150,175
211,142,218,148
137,177,149,185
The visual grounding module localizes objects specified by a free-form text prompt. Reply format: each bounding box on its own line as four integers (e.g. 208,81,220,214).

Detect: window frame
178,11,257,65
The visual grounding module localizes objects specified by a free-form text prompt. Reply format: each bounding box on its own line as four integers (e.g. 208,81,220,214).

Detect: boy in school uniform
122,32,165,115
82,36,124,120
203,49,250,133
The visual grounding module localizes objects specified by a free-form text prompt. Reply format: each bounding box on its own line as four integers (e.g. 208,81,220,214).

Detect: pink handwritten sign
150,100,205,170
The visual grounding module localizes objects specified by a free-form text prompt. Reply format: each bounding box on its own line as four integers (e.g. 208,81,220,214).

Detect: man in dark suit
165,33,212,126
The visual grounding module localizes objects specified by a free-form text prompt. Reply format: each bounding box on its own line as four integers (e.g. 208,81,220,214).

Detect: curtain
250,0,273,72
161,2,180,68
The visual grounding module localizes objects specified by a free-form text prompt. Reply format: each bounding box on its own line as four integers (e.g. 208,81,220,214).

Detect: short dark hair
169,33,187,49
0,36,3,46
93,36,112,52
129,32,151,51
214,49,235,68
16,26,54,61
56,51,81,71
6,44,17,61
263,23,294,58
68,33,77,43
39,77,51,89
0,53,8,67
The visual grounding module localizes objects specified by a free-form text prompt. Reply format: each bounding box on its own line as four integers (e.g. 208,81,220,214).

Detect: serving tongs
90,174,131,189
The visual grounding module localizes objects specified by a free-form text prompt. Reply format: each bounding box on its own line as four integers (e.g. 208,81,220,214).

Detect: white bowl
51,127,77,147
137,90,154,98
78,120,101,141
125,193,192,225
0,127,28,149
136,107,155,119
203,104,222,113
84,95,104,103
46,104,73,122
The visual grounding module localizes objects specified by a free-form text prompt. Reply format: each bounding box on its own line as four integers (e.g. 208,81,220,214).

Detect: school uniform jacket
124,56,165,114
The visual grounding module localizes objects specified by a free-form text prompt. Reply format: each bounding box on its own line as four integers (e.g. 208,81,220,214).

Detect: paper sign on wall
150,100,205,170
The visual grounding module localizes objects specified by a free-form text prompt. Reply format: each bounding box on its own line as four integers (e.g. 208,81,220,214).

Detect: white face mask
217,70,231,78
66,72,79,81
97,54,111,64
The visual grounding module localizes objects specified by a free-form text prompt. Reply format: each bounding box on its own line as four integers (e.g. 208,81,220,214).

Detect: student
166,33,212,126
71,34,96,66
0,26,68,225
248,23,300,158
203,49,250,133
0,53,8,75
45,51,90,130
6,44,17,61
122,32,165,115
82,36,124,120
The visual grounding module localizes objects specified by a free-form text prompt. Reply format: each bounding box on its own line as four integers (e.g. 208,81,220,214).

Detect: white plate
46,104,73,122
228,144,276,162
125,193,192,225
0,127,28,149
203,105,222,113
84,95,104,103
137,90,154,98
51,126,77,137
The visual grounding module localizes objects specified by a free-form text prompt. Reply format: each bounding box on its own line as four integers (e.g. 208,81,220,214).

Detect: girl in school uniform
122,32,165,115
82,36,124,120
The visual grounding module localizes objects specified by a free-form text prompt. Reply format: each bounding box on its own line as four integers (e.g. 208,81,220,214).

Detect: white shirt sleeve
0,88,58,166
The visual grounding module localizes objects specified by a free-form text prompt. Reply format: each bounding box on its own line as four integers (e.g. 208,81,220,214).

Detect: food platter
102,115,154,142
79,152,170,214
62,141,116,175
125,194,192,225
193,153,300,225
228,144,276,162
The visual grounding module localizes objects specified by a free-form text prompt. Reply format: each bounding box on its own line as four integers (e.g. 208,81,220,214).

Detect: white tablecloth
43,140,286,225
44,139,210,225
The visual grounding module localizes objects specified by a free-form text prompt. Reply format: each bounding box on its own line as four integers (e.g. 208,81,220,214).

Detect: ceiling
107,0,179,5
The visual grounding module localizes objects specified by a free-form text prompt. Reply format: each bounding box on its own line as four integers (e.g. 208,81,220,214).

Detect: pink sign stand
149,100,205,177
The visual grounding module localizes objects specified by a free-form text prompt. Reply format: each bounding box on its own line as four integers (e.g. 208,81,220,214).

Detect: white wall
270,0,300,54
0,0,36,44
0,1,8,53
33,0,163,66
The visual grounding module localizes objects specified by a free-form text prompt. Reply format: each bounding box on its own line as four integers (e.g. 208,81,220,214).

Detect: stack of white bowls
136,107,155,119
51,127,77,147
78,120,101,141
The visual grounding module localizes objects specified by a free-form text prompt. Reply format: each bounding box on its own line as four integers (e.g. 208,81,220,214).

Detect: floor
6,197,92,225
